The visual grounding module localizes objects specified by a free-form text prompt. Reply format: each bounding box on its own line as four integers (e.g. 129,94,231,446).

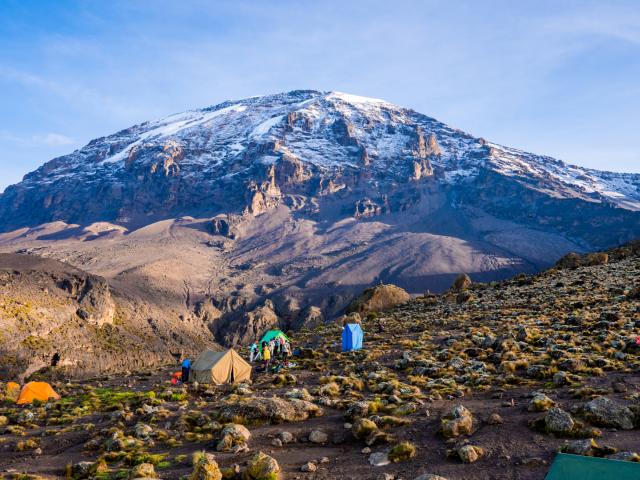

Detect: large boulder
451,274,472,291
544,408,575,435
582,396,635,430
457,445,484,464
308,429,328,444
190,451,222,480
243,451,280,480
555,252,609,270
217,396,323,424
561,438,616,457
216,424,251,452
555,252,582,269
346,284,411,315
440,405,474,438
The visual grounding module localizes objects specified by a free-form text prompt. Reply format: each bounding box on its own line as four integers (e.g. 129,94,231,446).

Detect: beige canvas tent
190,349,252,384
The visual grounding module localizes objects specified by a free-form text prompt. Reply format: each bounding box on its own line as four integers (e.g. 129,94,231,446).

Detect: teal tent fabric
260,329,290,344
545,453,640,480
342,323,363,351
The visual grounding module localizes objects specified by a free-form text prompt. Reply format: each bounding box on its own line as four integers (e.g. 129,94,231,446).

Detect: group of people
249,337,292,371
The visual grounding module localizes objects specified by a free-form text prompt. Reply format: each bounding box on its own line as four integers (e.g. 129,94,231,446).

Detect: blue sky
1,0,639,192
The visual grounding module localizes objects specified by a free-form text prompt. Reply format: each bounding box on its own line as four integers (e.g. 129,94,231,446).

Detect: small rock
362,447,372,454
232,444,249,454
521,457,546,467
331,431,346,445
309,429,328,444
487,413,503,425
388,395,401,404
278,431,294,444
553,372,569,386
458,445,484,463
134,423,154,439
129,463,157,479
369,452,390,467
301,462,317,472
72,462,95,478
141,404,158,415
608,451,640,462
353,418,378,439
562,438,598,456
612,382,627,393
528,393,556,412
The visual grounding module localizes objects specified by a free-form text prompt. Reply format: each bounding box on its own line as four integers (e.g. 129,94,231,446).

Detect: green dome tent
260,329,290,344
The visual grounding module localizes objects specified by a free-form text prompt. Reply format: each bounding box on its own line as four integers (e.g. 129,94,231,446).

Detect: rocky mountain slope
0,254,215,380
0,90,639,343
1,241,638,480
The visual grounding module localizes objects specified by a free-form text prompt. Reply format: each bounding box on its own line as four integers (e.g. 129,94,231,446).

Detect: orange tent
16,382,60,405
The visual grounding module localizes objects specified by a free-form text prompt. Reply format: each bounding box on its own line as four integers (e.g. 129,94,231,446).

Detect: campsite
1,245,640,480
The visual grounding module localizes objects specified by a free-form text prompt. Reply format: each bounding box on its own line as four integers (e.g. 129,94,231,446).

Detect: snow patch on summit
328,92,387,105
486,142,640,211
252,115,285,137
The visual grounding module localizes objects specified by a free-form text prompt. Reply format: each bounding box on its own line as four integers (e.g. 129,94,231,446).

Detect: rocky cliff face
0,90,639,346
0,254,214,379
2,90,638,238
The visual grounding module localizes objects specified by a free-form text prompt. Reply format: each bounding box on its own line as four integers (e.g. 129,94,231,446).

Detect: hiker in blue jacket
181,358,192,383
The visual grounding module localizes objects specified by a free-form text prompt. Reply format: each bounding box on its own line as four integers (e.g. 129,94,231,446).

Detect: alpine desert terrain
0,91,639,350
0,241,638,480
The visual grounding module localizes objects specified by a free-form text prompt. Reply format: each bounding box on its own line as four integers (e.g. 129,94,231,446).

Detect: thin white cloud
0,130,74,147
542,7,640,44
0,66,144,120
32,133,74,146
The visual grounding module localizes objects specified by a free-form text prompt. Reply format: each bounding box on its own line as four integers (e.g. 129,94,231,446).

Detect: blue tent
342,323,364,352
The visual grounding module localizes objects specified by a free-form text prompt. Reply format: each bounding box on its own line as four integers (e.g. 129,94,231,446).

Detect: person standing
282,341,291,367
262,342,271,371
181,358,192,383
249,342,259,363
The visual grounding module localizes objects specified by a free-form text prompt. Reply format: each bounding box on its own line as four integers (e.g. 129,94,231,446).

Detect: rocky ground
1,242,639,480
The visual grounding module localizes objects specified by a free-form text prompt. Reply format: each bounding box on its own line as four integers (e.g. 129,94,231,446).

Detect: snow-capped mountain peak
1,90,639,247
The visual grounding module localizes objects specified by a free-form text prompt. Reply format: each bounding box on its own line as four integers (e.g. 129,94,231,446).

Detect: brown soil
1,369,639,480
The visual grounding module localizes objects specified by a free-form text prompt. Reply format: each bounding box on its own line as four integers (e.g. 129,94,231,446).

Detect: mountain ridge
1,89,639,232
0,90,639,345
